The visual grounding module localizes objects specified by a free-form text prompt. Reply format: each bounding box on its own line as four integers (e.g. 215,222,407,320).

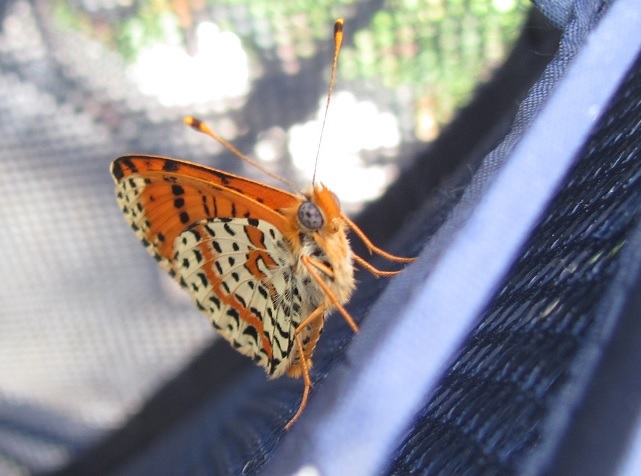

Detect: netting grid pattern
388,47,641,476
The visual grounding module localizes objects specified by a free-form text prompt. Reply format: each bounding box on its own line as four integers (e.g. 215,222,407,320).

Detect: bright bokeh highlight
127,21,249,107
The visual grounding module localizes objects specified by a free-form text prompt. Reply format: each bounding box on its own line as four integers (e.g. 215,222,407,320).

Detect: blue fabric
533,0,575,28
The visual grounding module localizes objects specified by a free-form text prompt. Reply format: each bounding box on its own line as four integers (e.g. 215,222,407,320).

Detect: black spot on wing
209,295,221,310
163,160,180,172
269,357,281,374
243,325,259,343
226,307,240,325
250,306,262,320
234,293,246,308
223,222,236,236
111,159,128,181
206,168,231,185
258,285,268,300
272,318,290,345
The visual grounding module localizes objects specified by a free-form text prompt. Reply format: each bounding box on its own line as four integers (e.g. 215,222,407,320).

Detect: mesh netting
388,32,641,476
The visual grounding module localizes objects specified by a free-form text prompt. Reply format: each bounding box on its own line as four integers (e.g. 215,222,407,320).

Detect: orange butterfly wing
111,155,298,265
111,155,312,376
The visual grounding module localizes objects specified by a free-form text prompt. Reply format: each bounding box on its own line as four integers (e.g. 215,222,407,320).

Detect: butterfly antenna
184,116,303,194
312,18,344,186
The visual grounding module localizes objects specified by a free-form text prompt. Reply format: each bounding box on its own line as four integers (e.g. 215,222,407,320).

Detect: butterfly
110,18,413,430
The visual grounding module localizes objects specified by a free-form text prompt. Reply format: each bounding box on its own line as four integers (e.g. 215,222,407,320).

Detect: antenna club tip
335,18,344,32
184,116,206,133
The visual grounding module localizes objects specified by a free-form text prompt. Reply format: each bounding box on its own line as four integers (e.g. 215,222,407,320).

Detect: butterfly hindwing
174,217,307,376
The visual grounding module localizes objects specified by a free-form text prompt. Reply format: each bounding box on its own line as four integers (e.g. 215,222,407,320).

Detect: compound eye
298,200,324,231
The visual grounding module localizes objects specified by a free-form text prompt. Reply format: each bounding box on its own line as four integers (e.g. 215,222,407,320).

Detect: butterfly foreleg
285,331,313,430
285,303,331,430
353,253,405,278
300,254,359,333
342,214,414,264
296,303,327,334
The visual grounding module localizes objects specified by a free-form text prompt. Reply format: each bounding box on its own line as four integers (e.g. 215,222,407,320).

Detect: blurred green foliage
52,0,528,133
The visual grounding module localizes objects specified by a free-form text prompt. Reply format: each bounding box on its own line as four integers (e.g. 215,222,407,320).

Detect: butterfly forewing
112,156,297,273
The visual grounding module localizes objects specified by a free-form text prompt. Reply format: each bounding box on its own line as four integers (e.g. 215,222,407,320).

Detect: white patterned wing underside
174,217,307,377
115,175,174,273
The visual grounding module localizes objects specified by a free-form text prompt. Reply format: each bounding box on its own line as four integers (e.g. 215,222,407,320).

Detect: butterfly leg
301,255,359,333
284,254,362,429
353,253,405,277
285,331,313,430
286,305,326,380
342,214,414,263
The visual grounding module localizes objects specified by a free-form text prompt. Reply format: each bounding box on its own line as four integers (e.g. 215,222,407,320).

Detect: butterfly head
298,184,343,236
